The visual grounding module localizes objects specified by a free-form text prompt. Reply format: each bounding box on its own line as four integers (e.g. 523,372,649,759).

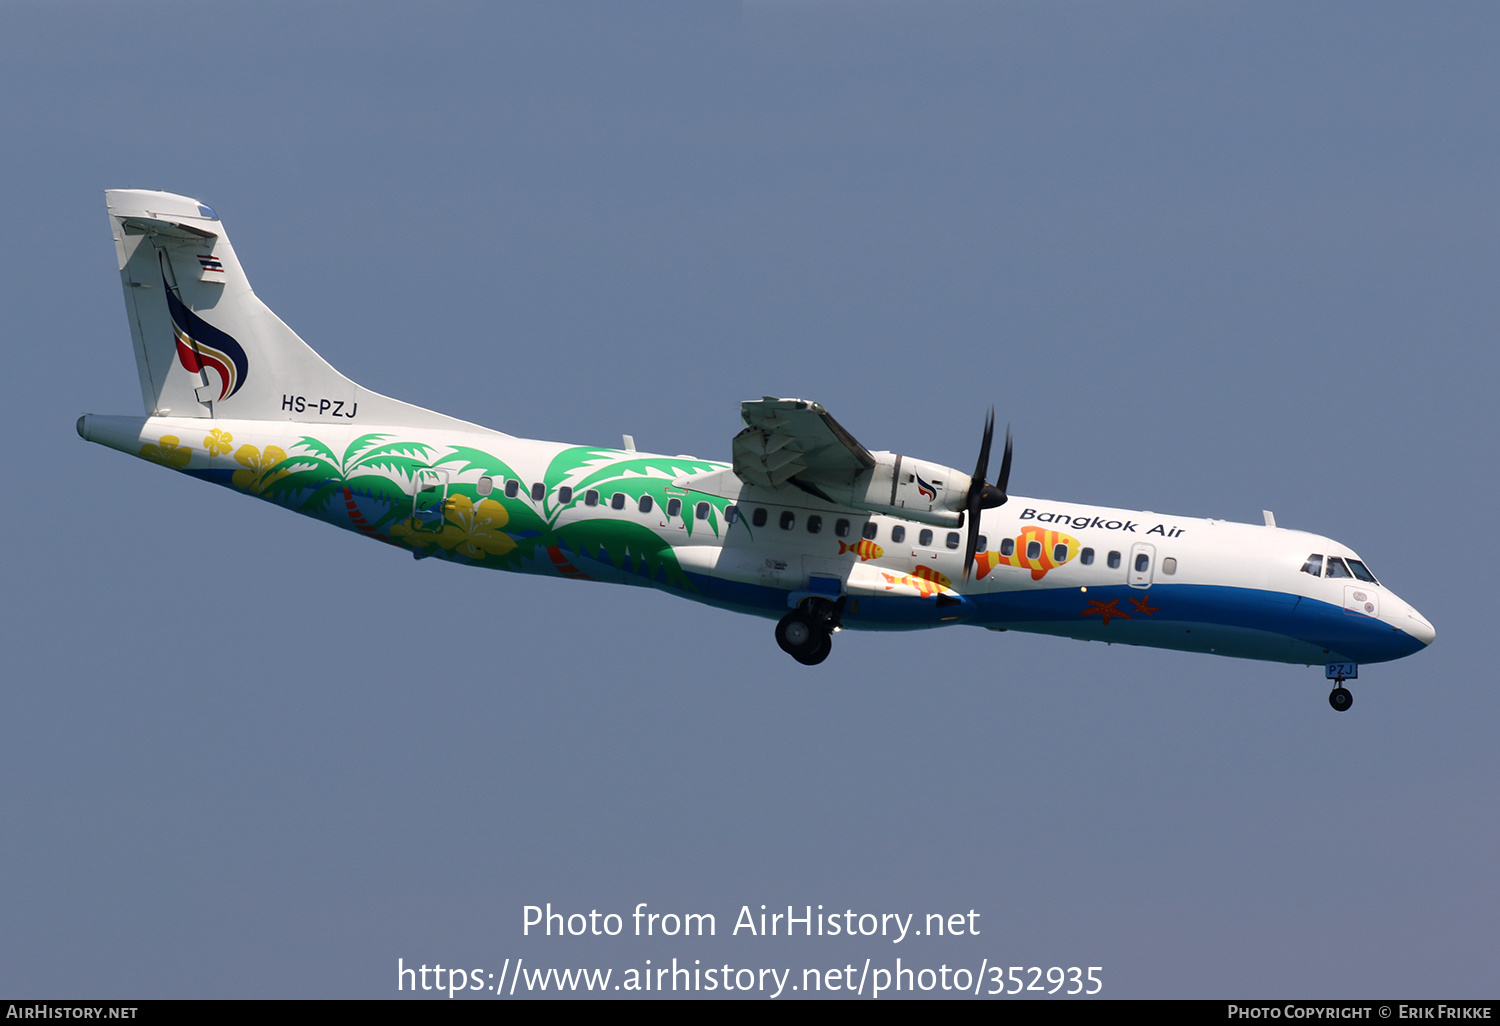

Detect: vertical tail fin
105,189,481,430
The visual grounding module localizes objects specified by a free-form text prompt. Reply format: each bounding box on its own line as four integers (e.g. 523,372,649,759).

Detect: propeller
962,409,1012,581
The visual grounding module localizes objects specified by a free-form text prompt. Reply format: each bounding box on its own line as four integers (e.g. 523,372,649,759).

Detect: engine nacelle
821,452,971,528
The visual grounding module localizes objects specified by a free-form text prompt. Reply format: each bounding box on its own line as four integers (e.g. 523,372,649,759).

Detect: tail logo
165,277,248,401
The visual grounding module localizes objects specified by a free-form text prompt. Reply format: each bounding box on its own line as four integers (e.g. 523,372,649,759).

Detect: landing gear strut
776,597,845,665
1328,671,1354,712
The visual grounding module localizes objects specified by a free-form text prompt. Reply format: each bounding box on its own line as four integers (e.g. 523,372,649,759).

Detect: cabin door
1128,542,1156,589
411,468,451,532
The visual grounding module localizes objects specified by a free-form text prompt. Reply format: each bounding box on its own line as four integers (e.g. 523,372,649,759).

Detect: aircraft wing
683,397,969,526
731,398,876,498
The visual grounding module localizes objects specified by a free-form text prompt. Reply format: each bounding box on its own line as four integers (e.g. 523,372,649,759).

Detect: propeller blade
994,426,1012,503
972,408,994,492
963,409,996,581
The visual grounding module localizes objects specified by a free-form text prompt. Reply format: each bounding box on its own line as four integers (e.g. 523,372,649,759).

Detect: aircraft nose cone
1404,606,1436,646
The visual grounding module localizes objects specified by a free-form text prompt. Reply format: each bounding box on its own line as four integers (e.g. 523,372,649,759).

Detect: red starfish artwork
1128,595,1160,616
1081,598,1130,626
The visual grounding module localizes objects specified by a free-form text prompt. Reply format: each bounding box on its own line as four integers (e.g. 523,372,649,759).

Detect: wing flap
733,398,875,490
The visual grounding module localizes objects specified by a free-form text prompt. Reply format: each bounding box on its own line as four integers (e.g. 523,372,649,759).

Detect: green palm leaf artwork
543,447,732,537
247,434,440,527
555,519,692,590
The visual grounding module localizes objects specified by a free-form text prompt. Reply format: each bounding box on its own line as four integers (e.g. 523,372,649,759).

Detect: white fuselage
80,413,1435,667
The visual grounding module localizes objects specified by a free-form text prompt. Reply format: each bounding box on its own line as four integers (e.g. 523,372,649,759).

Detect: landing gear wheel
1329,687,1353,712
793,629,832,666
776,611,832,665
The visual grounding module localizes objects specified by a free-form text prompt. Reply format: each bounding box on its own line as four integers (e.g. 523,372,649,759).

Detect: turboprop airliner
79,190,1434,711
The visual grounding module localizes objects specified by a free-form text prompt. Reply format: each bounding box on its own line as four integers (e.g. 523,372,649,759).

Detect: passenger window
862,522,878,540
779,511,795,530
1026,540,1042,559
807,515,822,534
531,482,545,501
1326,556,1352,579
1346,559,1377,583
1107,550,1121,569
584,489,599,507
1000,538,1015,557
695,501,709,520
752,507,768,527
1162,557,1177,575
1080,547,1094,565
891,525,906,543
946,532,960,550
725,505,739,524
1052,543,1068,562
835,519,850,537
610,492,626,510
1301,554,1323,577
504,479,519,498
1135,553,1150,572
638,495,653,514
666,498,681,518
977,535,987,551
558,486,573,505
919,529,933,547
477,475,494,496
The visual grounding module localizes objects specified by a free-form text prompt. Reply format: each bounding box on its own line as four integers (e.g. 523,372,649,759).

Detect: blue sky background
1,1,1495,999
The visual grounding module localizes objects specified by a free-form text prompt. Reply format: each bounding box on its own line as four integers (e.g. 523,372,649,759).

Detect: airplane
79,190,1434,711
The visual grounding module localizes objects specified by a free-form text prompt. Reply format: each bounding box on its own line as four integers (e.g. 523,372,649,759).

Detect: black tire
792,629,833,666
1328,687,1353,712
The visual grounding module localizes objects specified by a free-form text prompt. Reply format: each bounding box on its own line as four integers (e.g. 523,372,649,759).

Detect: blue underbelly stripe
677,574,1424,663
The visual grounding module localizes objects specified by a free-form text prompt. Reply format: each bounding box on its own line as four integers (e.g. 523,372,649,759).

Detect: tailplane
106,189,479,430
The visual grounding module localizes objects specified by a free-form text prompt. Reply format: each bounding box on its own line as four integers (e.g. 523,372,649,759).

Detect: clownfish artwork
879,566,954,599
839,538,884,561
975,525,1081,581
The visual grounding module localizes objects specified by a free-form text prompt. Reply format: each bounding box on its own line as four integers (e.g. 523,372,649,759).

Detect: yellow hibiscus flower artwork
204,428,234,457
139,435,191,468
232,444,291,495
391,495,516,559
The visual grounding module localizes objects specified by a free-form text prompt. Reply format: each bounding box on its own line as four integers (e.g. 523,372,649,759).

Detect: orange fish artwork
879,569,953,598
975,525,1081,581
910,565,952,590
839,539,884,561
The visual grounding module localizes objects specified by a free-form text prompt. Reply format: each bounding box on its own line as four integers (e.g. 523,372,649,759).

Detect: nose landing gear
775,597,845,665
1326,664,1356,712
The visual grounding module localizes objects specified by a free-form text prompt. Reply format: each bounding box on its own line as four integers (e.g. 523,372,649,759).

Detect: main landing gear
776,597,846,665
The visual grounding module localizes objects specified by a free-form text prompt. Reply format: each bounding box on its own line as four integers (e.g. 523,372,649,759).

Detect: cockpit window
1301,554,1323,577
1346,558,1379,584
1325,556,1352,579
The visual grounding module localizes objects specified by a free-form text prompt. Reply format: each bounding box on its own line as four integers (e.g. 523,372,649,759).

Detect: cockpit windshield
1300,553,1380,585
